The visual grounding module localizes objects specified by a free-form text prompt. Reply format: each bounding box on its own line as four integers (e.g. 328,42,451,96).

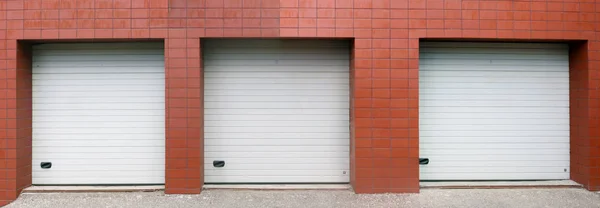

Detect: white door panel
32,42,165,185
419,42,570,180
204,39,350,183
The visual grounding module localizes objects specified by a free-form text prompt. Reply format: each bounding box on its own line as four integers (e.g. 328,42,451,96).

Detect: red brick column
0,41,16,207
569,42,600,191
164,37,203,194
0,40,33,206
588,41,600,191
349,36,419,193
15,41,32,200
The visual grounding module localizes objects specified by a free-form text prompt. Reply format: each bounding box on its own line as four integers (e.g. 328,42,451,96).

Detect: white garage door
204,39,350,183
419,42,570,180
32,42,165,184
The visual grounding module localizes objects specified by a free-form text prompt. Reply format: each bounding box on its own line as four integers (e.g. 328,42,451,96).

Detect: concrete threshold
23,185,164,193
203,184,351,190
420,180,583,189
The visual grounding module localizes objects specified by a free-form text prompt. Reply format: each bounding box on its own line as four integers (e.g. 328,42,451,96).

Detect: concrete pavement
6,188,600,208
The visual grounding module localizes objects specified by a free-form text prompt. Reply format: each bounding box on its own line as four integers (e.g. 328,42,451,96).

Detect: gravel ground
6,188,600,208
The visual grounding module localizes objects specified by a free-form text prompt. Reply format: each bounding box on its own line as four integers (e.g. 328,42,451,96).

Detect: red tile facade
0,0,599,205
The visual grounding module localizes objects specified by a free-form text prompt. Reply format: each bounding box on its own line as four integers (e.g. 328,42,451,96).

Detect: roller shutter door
204,39,350,183
32,42,165,184
419,42,570,180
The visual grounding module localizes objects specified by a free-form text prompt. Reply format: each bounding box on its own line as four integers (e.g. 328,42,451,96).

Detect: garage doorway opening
418,41,571,182
202,39,352,184
31,41,166,186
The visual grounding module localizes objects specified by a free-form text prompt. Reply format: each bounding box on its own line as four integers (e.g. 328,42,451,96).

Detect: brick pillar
350,36,419,193
588,41,600,191
15,41,32,198
0,39,15,208
0,40,33,206
164,37,204,194
570,42,600,191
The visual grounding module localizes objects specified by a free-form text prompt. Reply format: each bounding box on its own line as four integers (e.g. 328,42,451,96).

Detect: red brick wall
570,42,600,191
570,43,590,189
15,41,32,200
0,0,598,205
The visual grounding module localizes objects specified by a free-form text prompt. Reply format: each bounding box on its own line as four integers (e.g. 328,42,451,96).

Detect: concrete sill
23,185,165,193
420,180,583,189
203,184,351,190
